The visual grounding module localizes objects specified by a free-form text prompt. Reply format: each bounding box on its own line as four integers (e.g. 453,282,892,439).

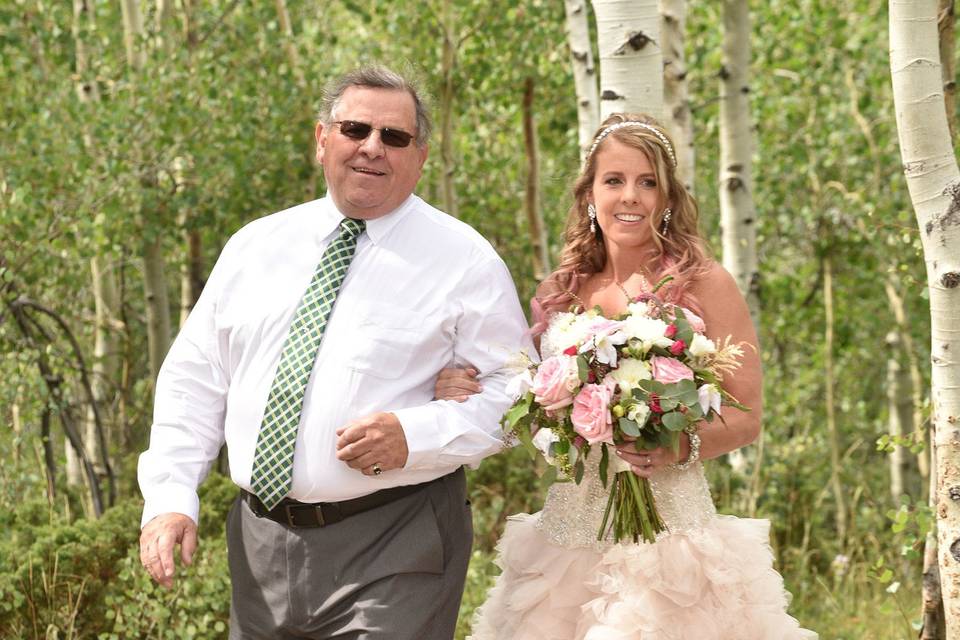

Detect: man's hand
139,512,198,589
336,412,409,475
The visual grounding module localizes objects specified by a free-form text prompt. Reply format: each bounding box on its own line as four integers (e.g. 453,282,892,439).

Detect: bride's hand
434,367,482,402
615,435,690,478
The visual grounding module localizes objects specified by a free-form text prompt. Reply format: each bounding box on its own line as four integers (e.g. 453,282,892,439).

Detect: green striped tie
250,217,366,510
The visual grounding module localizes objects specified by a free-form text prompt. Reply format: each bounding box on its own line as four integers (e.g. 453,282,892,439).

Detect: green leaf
662,411,687,431
504,392,532,428
618,417,641,437
577,354,590,382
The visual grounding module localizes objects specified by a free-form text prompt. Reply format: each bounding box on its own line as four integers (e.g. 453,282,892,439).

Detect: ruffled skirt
468,513,817,640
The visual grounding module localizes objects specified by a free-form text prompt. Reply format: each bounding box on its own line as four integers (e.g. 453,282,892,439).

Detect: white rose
609,358,652,392
621,314,673,352
688,333,717,357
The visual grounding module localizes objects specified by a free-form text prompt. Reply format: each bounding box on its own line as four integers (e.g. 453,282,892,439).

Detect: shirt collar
318,193,417,246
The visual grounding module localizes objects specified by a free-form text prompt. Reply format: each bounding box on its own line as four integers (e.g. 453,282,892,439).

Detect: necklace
615,272,652,303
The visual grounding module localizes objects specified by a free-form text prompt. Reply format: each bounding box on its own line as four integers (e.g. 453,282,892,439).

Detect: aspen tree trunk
719,0,759,329
522,77,551,281
439,0,459,217
71,0,119,499
885,276,930,481
717,0,758,476
274,0,306,89
823,252,847,545
178,214,204,327
143,238,172,381
886,331,911,502
593,0,663,120
924,444,949,640
11,397,21,464
119,0,146,69
941,0,957,139
564,0,599,158
659,0,694,193
121,0,173,383
890,1,960,632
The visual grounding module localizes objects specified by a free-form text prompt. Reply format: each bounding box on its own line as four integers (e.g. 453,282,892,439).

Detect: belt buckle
283,503,325,527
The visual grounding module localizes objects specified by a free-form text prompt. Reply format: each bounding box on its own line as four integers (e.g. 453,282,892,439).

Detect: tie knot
340,217,366,240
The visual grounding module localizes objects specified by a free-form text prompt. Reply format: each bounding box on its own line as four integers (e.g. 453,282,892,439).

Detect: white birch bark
890,1,960,633
564,0,599,158
887,331,910,502
119,0,146,70
719,0,759,329
593,0,663,120
120,0,173,382
659,0,694,192
941,0,957,140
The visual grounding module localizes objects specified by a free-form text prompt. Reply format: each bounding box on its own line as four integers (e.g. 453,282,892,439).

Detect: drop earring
588,203,597,234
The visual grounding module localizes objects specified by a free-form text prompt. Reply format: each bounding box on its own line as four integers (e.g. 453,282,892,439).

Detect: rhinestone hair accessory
586,121,678,168
661,207,673,235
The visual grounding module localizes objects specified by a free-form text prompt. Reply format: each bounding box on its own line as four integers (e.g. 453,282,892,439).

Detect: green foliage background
0,0,947,638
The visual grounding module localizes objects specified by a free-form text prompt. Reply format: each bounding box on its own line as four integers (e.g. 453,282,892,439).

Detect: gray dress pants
226,468,472,640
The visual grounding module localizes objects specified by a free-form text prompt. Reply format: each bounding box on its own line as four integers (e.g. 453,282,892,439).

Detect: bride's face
588,138,664,252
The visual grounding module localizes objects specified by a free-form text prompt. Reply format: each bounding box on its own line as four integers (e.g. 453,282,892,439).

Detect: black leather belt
241,480,436,528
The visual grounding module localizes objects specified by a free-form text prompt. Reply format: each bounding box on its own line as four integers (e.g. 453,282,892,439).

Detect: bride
435,114,817,639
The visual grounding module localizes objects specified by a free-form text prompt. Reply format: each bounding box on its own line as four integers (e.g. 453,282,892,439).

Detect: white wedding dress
468,334,818,640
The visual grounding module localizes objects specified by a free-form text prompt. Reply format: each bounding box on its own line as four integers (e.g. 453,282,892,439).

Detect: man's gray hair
319,65,432,147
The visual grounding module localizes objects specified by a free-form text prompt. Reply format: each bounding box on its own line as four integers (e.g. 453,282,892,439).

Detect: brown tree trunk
522,78,551,281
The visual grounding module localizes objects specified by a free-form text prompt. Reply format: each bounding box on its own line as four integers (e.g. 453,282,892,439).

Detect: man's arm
336,257,531,472
137,237,234,586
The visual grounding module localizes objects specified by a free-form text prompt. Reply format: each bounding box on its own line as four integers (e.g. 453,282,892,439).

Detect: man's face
315,87,428,220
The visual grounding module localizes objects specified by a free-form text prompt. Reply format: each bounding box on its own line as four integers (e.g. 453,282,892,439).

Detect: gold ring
372,463,383,476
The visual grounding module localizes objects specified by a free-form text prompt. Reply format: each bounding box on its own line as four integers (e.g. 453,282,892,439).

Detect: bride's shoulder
688,261,739,299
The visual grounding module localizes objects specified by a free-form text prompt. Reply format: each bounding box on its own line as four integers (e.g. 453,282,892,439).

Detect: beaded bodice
535,454,716,549
532,326,717,549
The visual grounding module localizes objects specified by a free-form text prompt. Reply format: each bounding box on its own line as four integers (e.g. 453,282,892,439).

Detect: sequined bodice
535,454,716,549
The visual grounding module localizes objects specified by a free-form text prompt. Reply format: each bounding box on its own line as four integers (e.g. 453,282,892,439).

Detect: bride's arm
687,261,763,460
617,262,761,475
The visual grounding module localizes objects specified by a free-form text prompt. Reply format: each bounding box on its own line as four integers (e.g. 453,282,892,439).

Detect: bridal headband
585,121,678,168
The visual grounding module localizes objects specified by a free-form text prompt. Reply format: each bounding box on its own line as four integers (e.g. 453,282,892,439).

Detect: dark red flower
669,340,686,356
563,345,578,356
649,394,663,414
587,371,596,383
664,324,678,339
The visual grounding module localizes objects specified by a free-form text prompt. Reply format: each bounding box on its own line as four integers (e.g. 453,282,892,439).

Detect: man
138,66,530,639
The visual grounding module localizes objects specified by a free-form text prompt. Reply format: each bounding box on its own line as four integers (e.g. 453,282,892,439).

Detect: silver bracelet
670,429,701,471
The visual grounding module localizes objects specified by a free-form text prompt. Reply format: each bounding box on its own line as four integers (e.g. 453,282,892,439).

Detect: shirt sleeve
391,257,533,470
137,238,235,528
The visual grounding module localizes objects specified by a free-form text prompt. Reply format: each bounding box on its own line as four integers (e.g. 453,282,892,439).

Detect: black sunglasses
332,120,415,148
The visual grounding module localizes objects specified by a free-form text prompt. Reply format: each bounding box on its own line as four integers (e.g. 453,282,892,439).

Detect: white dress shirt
138,194,532,526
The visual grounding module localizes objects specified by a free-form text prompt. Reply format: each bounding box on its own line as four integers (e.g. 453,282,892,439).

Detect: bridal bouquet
503,282,747,544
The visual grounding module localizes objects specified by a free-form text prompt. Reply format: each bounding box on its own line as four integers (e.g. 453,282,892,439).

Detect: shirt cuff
140,484,201,528
391,406,442,470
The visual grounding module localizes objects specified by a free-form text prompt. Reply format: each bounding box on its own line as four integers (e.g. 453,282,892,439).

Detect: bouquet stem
599,471,667,544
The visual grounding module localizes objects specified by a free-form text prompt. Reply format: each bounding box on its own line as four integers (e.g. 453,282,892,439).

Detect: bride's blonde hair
533,113,711,330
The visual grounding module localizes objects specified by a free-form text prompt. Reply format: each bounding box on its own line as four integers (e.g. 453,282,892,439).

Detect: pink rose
571,382,614,444
531,355,578,410
682,308,707,333
650,355,694,384
669,339,686,356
